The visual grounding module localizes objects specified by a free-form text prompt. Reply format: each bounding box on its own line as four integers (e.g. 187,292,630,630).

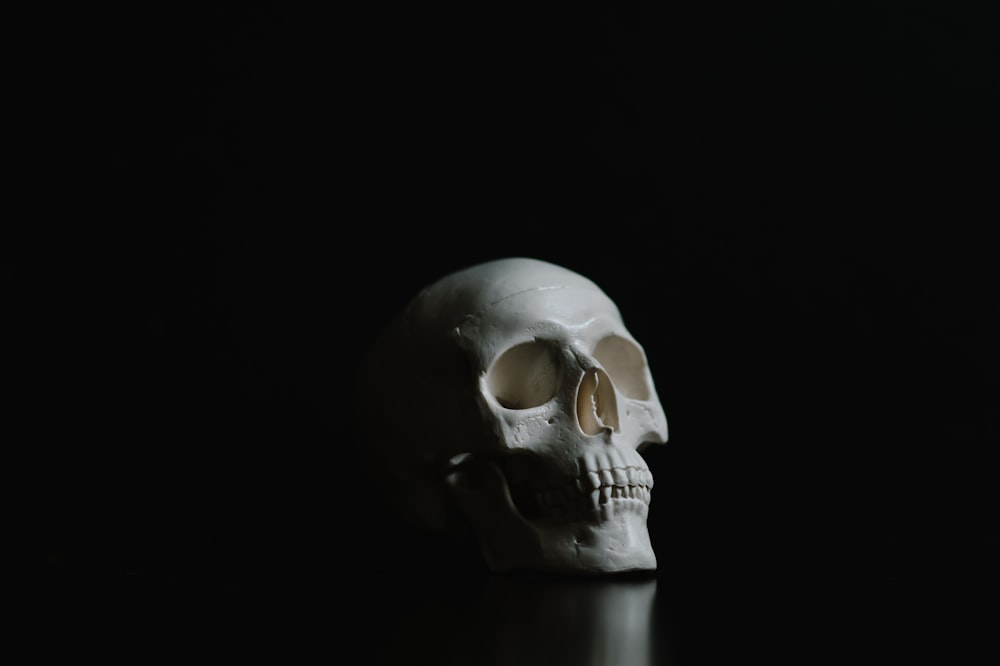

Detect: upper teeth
584,465,654,491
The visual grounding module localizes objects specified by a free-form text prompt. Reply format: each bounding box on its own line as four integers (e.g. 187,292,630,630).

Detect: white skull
357,257,668,573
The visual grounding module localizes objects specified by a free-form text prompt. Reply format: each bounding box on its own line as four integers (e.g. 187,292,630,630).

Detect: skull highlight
356,257,668,574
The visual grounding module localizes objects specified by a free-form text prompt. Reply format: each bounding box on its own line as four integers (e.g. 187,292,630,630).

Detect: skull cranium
356,257,668,573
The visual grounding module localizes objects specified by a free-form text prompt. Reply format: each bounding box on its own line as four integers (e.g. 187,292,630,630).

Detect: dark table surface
43,544,997,666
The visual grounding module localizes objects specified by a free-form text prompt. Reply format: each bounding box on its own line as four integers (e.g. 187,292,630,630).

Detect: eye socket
592,335,652,400
487,341,562,409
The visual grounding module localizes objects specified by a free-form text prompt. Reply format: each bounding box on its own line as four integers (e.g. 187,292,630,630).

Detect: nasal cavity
576,368,620,435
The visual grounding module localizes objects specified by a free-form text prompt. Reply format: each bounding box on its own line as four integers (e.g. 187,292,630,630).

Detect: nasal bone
576,367,620,435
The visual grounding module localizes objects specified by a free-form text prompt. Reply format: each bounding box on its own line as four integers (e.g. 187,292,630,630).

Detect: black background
41,2,997,663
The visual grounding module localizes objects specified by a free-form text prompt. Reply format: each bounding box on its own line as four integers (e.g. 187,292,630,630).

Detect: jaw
445,458,657,574
526,505,657,574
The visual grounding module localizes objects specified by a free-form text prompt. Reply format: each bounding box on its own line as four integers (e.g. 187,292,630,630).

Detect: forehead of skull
410,257,617,321
406,258,627,357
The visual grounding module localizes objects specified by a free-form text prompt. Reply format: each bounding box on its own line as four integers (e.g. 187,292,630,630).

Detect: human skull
356,257,668,574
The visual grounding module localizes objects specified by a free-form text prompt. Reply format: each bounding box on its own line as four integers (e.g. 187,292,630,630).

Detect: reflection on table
376,572,664,666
